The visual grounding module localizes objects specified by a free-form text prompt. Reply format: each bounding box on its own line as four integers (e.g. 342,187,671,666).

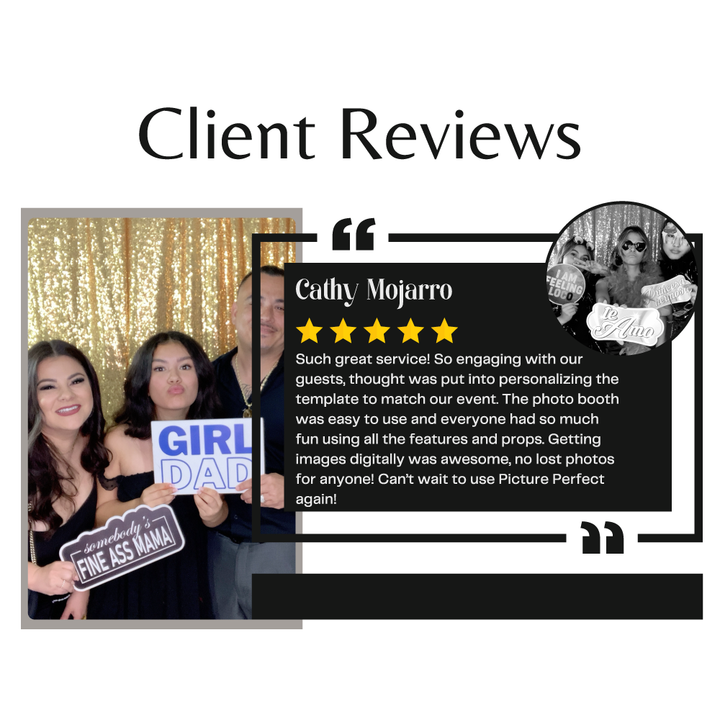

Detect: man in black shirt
208,265,295,619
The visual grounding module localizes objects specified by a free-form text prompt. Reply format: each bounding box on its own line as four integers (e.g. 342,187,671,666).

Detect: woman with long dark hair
28,340,109,619
657,219,698,340
552,235,609,351
90,331,225,619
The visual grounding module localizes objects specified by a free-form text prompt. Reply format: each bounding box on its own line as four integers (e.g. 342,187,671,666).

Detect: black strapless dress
87,472,209,619
28,484,97,620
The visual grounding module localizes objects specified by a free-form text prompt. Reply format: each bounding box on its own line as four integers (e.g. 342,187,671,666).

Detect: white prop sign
586,304,664,347
151,418,263,494
641,275,694,309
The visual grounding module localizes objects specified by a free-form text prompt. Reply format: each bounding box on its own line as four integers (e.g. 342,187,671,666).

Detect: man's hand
237,473,285,509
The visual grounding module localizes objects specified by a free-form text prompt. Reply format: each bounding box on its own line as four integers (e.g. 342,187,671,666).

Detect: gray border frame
22,208,303,629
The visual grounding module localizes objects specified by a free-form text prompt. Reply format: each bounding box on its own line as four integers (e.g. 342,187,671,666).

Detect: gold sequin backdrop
551,204,671,266
28,217,295,418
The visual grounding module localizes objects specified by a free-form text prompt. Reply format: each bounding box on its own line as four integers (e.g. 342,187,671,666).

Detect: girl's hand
581,260,609,276
558,303,578,325
61,590,89,619
194,488,227,527
140,483,176,508
30,560,78,596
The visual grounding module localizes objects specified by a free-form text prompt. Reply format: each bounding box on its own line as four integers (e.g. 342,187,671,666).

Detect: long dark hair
114,331,222,439
28,340,109,537
558,236,596,264
658,218,698,284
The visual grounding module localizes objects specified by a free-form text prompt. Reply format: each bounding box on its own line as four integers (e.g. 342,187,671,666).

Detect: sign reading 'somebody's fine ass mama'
151,418,262,495
60,505,185,592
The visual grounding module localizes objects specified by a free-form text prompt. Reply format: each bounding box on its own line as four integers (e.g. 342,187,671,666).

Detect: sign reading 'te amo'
586,304,664,347
151,418,264,495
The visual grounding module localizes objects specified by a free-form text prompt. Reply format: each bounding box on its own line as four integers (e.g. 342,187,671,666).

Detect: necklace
232,352,279,418
60,433,80,460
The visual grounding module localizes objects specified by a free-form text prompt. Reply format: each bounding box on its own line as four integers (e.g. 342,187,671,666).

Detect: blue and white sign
151,418,264,495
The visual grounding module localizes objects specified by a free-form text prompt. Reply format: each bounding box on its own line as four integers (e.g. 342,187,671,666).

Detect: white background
5,2,718,718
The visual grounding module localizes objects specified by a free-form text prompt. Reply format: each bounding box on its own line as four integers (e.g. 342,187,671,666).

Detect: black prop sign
60,504,185,591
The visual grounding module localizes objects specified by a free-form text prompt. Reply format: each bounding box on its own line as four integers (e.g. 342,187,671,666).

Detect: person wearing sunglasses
595,225,666,354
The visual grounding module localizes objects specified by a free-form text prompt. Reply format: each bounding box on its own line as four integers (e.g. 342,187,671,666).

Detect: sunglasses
621,240,647,252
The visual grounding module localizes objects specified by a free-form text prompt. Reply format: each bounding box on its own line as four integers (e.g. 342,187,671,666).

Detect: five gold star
330,318,356,343
296,319,323,343
295,318,457,344
432,318,457,343
364,318,391,343
398,318,424,343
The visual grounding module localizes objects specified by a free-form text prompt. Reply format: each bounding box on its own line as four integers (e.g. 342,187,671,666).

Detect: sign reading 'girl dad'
151,418,264,494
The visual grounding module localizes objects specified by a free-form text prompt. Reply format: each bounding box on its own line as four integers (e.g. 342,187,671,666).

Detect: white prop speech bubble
586,304,664,347
641,275,694,309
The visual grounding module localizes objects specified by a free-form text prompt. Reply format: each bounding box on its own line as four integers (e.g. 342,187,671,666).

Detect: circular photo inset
547,202,698,355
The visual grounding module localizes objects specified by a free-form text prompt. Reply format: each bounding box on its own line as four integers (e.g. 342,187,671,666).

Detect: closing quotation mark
580,521,624,554
332,218,375,251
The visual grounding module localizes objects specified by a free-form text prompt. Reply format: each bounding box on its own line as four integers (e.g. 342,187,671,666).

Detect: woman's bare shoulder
104,425,152,475
104,425,135,450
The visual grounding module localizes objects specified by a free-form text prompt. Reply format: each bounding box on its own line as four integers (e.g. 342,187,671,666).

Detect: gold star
364,318,390,343
296,319,322,343
432,319,457,343
398,318,424,343
330,318,356,343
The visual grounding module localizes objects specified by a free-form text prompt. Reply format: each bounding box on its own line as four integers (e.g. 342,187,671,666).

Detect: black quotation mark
581,521,624,554
332,218,376,251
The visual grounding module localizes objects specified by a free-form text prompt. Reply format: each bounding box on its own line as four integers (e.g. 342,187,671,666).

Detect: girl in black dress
28,340,109,619
657,219,698,341
553,236,609,351
91,331,225,619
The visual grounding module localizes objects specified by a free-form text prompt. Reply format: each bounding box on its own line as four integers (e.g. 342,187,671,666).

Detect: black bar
639,233,703,543
250,237,262,540
254,573,703,619
388,233,557,243
252,533,566,543
270,232,317,242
